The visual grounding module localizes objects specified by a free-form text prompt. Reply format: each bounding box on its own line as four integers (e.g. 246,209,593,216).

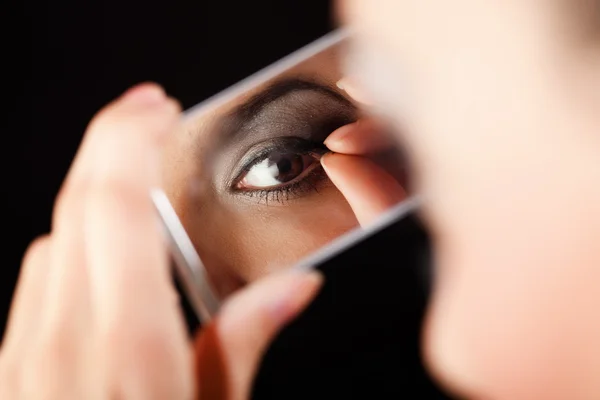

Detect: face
338,2,600,399
162,41,392,299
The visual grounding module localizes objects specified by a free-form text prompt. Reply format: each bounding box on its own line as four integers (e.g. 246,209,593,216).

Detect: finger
324,118,395,155
1,236,51,349
43,84,171,333
336,77,372,106
194,270,323,400
321,152,407,226
58,83,169,189
21,85,178,400
83,86,192,399
43,177,92,341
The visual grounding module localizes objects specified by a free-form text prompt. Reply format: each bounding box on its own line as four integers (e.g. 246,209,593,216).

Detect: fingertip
21,235,52,266
320,151,346,173
220,272,319,347
122,82,167,104
325,118,393,155
324,123,356,152
320,153,407,225
119,84,182,123
320,152,351,187
320,150,334,170
336,77,372,105
320,152,351,184
165,96,183,115
158,97,183,134
90,84,179,136
269,270,324,325
195,270,324,400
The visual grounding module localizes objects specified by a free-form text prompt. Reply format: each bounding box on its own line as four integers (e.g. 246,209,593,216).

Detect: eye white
242,158,283,187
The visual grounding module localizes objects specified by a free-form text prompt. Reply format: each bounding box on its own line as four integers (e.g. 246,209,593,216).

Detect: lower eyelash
235,166,329,206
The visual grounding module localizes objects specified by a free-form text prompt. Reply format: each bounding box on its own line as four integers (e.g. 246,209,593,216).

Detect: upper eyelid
227,107,353,188
245,142,324,168
233,137,323,176
231,141,325,189
217,80,357,149
232,163,328,206
234,78,354,122
210,84,358,193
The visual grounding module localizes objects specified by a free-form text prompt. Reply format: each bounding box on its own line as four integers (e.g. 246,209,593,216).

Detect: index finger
324,118,395,155
82,85,193,398
321,152,407,226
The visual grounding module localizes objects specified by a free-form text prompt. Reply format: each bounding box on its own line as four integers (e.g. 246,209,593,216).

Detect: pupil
269,153,304,183
278,158,292,174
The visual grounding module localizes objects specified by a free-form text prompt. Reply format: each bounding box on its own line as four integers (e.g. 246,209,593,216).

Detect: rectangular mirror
154,28,448,399
157,28,413,325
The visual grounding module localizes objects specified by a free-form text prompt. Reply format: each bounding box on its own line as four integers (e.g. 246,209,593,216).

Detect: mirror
160,30,411,305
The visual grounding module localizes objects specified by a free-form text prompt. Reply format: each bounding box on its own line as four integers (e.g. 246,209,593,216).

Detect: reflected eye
230,138,330,204
237,152,321,190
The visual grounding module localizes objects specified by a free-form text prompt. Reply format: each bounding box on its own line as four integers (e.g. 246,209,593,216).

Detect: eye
236,151,322,190
229,137,330,204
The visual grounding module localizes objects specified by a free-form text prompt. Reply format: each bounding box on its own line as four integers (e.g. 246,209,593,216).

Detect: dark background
4,0,332,339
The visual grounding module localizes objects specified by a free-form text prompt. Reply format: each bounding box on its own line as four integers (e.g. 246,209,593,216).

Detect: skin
5,2,598,399
0,84,324,400
162,43,405,297
0,41,406,400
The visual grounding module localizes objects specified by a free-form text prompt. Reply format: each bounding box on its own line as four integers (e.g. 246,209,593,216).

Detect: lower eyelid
235,141,323,180
233,164,329,205
234,147,324,189
236,157,321,191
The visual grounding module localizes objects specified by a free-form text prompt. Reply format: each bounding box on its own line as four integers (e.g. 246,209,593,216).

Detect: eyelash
232,146,329,205
238,169,327,205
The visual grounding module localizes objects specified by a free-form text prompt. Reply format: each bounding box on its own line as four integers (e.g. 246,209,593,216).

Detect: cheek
184,205,248,299
423,240,600,400
233,189,359,280
180,187,359,295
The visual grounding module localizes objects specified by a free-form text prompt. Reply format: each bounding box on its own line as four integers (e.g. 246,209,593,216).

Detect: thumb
324,118,394,155
321,152,407,226
193,270,323,400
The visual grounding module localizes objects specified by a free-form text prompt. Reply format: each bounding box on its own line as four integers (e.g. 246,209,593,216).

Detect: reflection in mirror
161,32,410,302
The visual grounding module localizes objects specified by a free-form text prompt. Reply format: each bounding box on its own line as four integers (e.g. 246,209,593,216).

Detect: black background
4,0,332,339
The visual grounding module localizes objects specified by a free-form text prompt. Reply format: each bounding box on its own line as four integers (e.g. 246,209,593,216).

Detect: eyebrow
215,77,355,147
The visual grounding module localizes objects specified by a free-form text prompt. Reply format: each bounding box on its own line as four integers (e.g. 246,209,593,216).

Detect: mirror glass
161,31,411,301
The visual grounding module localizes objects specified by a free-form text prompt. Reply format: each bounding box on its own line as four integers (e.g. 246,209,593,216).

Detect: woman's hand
0,83,322,400
323,77,408,227
322,118,407,226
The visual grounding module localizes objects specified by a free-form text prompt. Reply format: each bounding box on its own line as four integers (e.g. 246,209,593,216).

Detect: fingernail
270,271,324,324
337,77,372,105
123,83,166,104
320,151,334,170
